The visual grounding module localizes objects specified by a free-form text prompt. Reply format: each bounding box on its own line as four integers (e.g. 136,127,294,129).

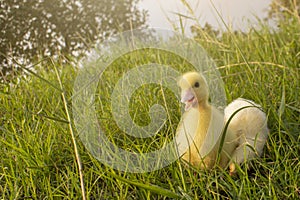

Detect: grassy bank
0,14,299,200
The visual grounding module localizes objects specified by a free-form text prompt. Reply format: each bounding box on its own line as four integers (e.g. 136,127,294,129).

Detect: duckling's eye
194,82,200,88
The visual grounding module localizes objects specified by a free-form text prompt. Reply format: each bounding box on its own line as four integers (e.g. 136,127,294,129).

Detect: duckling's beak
181,89,198,111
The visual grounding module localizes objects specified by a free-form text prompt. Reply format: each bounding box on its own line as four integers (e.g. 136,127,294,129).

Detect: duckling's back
224,98,269,164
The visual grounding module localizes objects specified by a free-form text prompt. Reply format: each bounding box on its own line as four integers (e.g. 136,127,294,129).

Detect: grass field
1,9,299,200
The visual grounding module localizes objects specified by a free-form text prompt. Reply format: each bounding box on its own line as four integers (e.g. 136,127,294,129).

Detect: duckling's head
177,72,209,111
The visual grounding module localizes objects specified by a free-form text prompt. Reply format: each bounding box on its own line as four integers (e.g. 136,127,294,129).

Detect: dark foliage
0,0,147,78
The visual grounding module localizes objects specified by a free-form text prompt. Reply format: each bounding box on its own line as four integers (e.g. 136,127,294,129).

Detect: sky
139,0,272,35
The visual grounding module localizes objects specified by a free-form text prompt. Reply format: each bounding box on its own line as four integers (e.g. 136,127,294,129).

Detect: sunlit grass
0,9,299,200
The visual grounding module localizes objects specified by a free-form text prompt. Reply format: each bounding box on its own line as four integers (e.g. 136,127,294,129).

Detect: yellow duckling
176,72,269,173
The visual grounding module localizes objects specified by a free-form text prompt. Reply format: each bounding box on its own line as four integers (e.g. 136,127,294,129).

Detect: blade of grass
278,81,286,118
52,62,86,200
109,172,183,199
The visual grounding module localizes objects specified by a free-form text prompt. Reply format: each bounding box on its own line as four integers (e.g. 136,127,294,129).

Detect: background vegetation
0,0,147,79
0,0,299,199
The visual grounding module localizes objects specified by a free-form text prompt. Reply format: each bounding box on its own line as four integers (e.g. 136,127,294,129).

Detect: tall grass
1,7,299,200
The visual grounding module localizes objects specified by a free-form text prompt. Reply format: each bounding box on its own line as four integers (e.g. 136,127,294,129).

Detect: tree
0,0,148,77
268,0,300,20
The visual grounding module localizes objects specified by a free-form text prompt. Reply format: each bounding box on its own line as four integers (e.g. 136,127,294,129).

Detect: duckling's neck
194,99,212,148
197,99,210,112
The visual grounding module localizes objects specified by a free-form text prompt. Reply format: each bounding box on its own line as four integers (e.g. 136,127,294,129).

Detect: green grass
1,13,299,200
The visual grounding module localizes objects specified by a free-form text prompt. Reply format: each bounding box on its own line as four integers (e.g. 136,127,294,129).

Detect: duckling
224,98,269,173
175,72,269,173
175,72,237,169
